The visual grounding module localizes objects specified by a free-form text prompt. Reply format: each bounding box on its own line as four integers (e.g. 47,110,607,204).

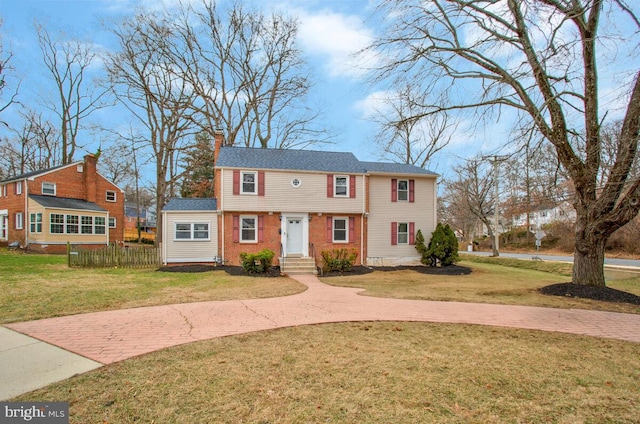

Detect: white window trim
42,182,56,196
109,217,117,228
397,179,409,202
334,175,349,198
397,222,409,245
240,215,258,243
106,190,117,202
15,212,24,230
332,216,348,243
175,222,210,241
15,181,22,195
30,213,42,234
240,171,258,195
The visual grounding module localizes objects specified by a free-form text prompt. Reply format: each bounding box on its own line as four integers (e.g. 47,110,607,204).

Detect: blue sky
0,0,476,180
1,0,638,184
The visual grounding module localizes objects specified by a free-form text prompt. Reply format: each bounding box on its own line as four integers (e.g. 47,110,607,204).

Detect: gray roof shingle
361,161,438,176
29,195,107,212
1,162,80,184
216,147,367,173
163,198,217,212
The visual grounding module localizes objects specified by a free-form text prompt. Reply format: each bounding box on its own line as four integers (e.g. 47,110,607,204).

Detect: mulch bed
157,264,639,306
538,283,640,305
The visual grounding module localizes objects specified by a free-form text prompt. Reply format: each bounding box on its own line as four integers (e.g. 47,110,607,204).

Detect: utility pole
487,155,509,257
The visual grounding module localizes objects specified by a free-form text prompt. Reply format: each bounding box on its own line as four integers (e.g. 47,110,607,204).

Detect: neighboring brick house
0,155,125,253
161,132,438,271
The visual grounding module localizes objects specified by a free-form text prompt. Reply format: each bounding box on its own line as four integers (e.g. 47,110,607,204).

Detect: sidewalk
3,274,640,399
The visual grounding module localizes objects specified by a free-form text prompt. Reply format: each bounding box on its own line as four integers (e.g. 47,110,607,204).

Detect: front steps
280,256,317,275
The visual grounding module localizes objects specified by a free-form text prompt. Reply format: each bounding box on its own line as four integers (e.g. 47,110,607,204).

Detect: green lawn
0,250,305,324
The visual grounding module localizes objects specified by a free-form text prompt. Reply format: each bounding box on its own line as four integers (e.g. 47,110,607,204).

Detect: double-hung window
81,216,93,234
175,223,209,240
42,182,56,196
397,180,409,201
333,217,348,243
106,191,117,202
334,176,348,197
50,214,64,234
15,182,22,195
30,213,42,233
94,217,106,234
15,213,24,230
66,215,79,234
397,222,409,244
241,216,257,242
241,171,257,194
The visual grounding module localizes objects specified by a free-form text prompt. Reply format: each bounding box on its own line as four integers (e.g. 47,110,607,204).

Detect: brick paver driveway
7,274,640,365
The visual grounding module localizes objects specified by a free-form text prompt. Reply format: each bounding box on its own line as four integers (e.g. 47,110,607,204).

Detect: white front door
286,218,303,255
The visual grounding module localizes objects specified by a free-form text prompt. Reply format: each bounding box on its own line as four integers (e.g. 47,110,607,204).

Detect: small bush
321,248,358,272
420,223,459,267
240,249,275,274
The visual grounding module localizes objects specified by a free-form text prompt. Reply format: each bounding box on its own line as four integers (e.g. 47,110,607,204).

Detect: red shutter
349,175,356,198
391,221,397,245
409,179,415,203
349,217,355,243
258,171,265,196
232,215,239,242
391,179,397,202
258,215,264,242
326,216,333,242
233,170,240,195
409,222,415,245
327,174,333,197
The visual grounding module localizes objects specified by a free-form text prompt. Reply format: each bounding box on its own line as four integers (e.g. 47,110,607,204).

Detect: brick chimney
84,154,98,203
213,129,225,163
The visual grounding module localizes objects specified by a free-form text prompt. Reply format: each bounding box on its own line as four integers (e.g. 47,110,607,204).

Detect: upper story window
15,181,22,195
391,178,415,203
42,182,56,196
106,190,117,202
397,180,409,201
1,184,6,197
334,176,348,197
241,171,257,194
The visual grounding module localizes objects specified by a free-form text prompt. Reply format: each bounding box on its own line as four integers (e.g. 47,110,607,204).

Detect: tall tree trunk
573,233,606,287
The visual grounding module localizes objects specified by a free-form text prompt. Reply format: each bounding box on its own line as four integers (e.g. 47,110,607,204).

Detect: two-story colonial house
161,131,437,271
0,155,125,253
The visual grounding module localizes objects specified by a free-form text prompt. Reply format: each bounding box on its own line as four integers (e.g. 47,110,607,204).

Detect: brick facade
0,155,125,251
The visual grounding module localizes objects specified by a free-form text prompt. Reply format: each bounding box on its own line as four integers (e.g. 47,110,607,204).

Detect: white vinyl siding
162,211,218,263
367,175,437,265
221,169,364,214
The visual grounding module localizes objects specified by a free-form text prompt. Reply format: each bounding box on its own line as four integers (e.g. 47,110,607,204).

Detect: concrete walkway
3,274,640,399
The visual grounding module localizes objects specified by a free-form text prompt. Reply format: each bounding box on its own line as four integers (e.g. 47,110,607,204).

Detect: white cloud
294,8,375,79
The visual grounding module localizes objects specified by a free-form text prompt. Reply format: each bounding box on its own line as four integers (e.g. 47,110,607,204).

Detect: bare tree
445,158,498,255
371,84,456,168
105,12,199,245
371,0,640,287
0,21,19,127
174,1,328,148
0,110,62,176
36,25,111,164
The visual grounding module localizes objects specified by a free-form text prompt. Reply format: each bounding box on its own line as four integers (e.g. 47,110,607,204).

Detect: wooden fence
124,228,156,243
67,243,161,269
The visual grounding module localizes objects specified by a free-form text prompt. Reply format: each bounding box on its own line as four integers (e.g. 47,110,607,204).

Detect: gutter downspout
220,168,225,263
